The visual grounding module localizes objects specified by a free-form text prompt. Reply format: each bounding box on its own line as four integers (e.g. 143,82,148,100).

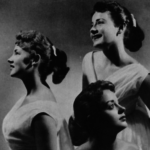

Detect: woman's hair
92,1,144,52
15,30,69,84
69,80,115,146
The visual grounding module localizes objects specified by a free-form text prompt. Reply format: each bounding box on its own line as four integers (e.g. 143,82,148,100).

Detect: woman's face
100,90,127,131
8,45,31,78
90,11,119,48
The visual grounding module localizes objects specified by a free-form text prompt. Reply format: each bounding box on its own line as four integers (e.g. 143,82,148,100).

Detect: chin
93,41,105,49
114,121,128,132
93,43,101,48
119,122,128,130
10,71,20,78
10,71,15,77
10,73,18,78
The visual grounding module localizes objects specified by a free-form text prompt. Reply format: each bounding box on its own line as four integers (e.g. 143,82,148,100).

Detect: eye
14,50,20,55
107,102,115,110
96,20,104,26
15,52,19,55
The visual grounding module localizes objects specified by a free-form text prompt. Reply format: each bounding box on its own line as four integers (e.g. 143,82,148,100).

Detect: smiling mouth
92,34,102,40
10,65,14,69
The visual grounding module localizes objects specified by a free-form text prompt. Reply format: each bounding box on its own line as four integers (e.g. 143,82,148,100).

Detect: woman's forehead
92,11,111,22
14,45,22,51
101,90,117,103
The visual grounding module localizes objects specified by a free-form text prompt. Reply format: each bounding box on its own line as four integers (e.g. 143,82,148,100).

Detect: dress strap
91,51,98,81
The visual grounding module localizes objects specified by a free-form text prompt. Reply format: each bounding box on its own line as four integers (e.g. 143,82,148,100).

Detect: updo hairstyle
92,1,144,52
16,30,69,84
69,80,115,146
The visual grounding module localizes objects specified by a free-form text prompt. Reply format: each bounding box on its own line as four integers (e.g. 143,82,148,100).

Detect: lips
92,34,102,40
119,116,126,121
10,65,14,68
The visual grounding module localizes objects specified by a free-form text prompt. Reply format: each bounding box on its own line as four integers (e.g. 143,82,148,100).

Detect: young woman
69,80,139,150
80,1,150,150
2,30,70,150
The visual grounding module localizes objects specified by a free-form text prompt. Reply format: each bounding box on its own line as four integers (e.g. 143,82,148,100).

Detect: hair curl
69,80,115,146
92,1,144,52
15,30,69,84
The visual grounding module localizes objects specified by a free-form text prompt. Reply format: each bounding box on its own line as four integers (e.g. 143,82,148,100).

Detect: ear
32,54,41,66
116,24,126,36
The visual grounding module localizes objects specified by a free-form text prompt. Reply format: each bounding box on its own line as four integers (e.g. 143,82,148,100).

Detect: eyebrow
96,18,105,21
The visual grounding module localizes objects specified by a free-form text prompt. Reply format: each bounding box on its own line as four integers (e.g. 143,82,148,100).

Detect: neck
21,73,48,95
99,41,134,67
89,130,119,150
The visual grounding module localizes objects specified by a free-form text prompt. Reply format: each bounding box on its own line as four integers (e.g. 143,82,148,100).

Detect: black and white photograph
0,0,150,150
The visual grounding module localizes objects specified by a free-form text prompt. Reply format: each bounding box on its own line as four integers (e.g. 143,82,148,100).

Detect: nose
90,26,98,35
8,56,13,64
118,104,126,114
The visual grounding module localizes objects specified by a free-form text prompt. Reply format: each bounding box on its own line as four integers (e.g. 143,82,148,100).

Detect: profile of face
90,11,120,48
100,90,127,131
8,45,32,78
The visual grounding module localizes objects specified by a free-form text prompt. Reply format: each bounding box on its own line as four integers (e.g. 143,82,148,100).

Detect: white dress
2,96,73,150
82,51,150,150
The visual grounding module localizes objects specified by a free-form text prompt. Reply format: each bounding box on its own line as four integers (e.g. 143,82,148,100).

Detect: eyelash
108,101,120,110
108,103,115,109
97,21,104,25
14,51,20,55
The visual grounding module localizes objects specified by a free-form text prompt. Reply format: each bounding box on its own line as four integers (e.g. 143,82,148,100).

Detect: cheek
23,56,31,65
102,29,111,39
104,111,118,124
106,30,113,37
15,57,30,70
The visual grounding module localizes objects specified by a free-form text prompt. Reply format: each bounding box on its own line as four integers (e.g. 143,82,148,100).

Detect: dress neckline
91,50,139,81
16,95,57,111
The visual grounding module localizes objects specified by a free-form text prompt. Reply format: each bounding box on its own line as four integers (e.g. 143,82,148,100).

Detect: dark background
1,0,150,149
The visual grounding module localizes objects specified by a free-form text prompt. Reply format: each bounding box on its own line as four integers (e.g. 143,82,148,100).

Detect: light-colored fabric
2,96,69,150
83,52,150,150
106,63,150,150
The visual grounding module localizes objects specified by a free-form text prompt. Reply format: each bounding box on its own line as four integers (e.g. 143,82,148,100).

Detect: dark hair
92,1,144,52
16,30,69,84
69,80,115,146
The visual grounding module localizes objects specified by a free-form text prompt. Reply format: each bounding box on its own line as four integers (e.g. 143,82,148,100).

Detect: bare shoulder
117,139,139,150
32,112,57,150
83,51,103,62
32,113,56,130
83,51,93,62
82,51,103,71
82,51,93,74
